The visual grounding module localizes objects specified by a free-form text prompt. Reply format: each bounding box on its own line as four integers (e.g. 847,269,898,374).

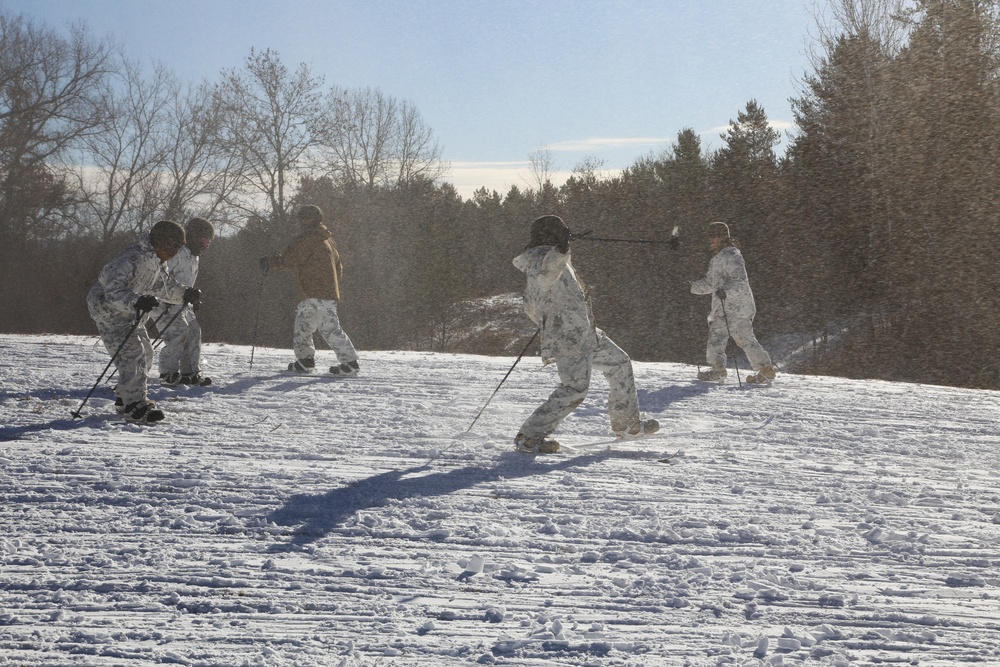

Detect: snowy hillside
2,333,1000,666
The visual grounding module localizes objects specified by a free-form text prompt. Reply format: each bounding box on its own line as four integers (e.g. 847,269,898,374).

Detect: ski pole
152,304,186,347
249,265,269,371
719,294,742,388
106,302,189,384
107,307,169,384
467,328,539,432
571,227,680,248
149,306,172,335
72,312,144,418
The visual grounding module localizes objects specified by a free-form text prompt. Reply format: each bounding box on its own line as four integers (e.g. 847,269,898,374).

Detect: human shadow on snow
638,383,715,413
0,415,119,441
192,372,350,397
567,382,714,423
0,381,216,439
560,382,718,417
266,451,612,551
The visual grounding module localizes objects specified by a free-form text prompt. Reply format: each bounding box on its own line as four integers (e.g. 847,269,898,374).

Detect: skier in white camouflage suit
152,217,214,387
86,220,199,422
512,215,659,454
690,221,776,384
260,205,360,375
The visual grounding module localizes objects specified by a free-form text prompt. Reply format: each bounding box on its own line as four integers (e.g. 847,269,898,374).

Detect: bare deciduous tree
394,99,447,186
525,145,556,193
213,48,324,220
0,13,114,243
318,86,445,189
809,0,911,69
159,80,243,226
72,59,175,241
571,155,606,187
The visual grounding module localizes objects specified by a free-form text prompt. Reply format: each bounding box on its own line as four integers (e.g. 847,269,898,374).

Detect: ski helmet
529,215,570,248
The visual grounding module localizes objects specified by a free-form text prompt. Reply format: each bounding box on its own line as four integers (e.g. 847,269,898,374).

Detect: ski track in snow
1,333,1000,666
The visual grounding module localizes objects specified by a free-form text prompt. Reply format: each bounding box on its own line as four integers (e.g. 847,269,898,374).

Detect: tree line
2,0,998,390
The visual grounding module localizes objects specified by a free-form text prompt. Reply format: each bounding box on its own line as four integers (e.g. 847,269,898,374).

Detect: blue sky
2,0,825,198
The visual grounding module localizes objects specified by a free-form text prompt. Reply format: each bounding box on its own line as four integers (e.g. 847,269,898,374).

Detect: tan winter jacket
271,221,343,301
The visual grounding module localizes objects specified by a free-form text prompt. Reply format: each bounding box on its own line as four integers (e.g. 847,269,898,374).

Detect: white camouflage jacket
87,234,189,327
149,245,200,322
690,245,756,322
513,245,599,364
162,246,199,304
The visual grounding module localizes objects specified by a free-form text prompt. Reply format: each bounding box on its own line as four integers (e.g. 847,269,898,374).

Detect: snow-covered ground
2,333,1000,667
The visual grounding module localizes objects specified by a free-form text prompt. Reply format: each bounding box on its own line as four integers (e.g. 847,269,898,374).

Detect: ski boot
514,433,560,454
160,371,181,385
617,419,660,439
697,367,727,383
123,399,164,423
180,372,212,386
330,360,360,376
287,357,315,372
745,365,776,385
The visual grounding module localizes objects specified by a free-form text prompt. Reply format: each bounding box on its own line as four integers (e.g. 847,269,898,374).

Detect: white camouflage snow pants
155,304,202,375
519,330,640,439
95,318,153,406
706,315,772,371
293,298,358,364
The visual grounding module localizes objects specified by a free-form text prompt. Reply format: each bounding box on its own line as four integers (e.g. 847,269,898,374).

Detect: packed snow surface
2,333,1000,666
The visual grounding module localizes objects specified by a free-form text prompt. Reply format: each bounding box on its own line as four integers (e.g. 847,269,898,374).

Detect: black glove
715,288,727,301
259,256,272,272
554,224,571,254
135,295,159,313
183,288,202,305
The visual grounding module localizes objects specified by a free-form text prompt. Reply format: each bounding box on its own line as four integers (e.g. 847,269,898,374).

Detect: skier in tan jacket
261,205,360,375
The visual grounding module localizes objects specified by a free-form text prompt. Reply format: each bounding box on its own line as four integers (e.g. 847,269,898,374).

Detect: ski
657,449,684,464
547,416,774,455
693,378,774,389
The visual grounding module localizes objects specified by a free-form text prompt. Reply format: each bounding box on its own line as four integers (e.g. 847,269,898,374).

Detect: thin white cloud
449,160,530,169
444,120,800,198
445,161,559,198
704,120,797,137
542,123,797,154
